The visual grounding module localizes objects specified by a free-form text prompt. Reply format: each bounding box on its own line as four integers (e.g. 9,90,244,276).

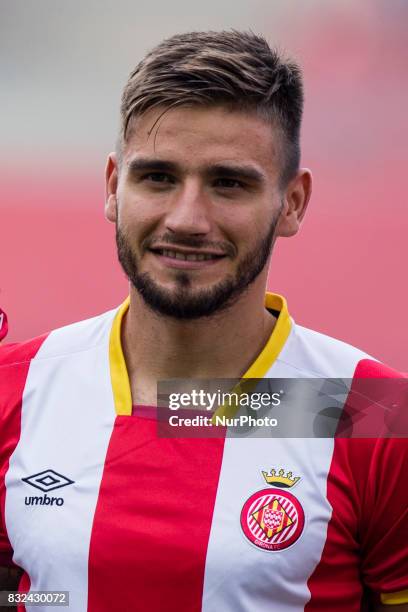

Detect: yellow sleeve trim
109,297,132,416
381,590,408,605
213,292,292,421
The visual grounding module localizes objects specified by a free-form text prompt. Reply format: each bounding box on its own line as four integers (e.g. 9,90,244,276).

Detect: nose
164,182,212,236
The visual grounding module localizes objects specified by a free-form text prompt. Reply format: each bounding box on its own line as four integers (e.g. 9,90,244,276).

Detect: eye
214,178,243,189
143,173,175,184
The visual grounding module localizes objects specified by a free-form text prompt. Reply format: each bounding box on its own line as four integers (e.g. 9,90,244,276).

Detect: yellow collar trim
242,292,291,379
212,292,291,420
109,292,291,416
109,297,132,416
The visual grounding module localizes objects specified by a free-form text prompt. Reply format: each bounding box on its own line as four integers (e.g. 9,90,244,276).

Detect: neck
122,280,276,403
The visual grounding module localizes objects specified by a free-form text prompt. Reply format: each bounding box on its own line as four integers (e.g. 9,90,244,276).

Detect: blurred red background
1,1,407,370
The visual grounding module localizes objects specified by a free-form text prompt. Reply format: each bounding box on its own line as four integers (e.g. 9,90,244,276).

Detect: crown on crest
262,468,300,488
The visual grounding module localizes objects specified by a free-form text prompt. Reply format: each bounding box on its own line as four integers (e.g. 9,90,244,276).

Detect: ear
105,152,119,223
275,169,312,237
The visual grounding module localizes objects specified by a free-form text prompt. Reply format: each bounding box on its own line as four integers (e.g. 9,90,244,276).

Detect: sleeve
0,339,24,568
0,395,16,567
359,437,408,605
0,330,14,566
0,530,14,568
347,358,408,604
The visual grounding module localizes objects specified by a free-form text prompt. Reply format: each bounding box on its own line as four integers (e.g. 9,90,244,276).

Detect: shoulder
276,322,384,378
0,306,120,427
0,307,118,370
0,334,48,369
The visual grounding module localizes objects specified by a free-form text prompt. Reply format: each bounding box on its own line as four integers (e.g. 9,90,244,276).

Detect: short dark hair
119,30,304,187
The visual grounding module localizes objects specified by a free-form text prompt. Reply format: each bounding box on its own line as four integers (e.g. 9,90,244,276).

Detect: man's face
106,106,290,319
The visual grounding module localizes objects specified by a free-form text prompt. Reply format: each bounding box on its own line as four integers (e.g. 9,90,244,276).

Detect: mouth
149,247,226,269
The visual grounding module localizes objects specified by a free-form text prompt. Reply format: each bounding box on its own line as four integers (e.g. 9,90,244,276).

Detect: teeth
160,249,220,261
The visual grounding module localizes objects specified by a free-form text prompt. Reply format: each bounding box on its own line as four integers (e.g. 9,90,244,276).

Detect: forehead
123,105,281,178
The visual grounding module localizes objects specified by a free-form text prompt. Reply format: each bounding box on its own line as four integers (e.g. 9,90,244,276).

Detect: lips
153,248,224,262
148,246,226,269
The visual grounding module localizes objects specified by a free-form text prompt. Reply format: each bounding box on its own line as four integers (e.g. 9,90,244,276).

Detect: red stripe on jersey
306,359,408,610
305,437,367,611
88,415,225,612
0,335,48,566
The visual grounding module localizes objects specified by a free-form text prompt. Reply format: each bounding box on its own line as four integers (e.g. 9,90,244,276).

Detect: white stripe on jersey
5,309,117,612
203,437,334,611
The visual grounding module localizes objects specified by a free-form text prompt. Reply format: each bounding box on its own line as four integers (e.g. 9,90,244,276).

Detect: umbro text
25,494,64,507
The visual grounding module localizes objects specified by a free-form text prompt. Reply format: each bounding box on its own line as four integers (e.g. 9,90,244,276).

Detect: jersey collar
109,292,292,416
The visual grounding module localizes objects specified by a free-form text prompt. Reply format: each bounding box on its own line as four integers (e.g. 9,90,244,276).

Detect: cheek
216,211,266,246
118,192,163,235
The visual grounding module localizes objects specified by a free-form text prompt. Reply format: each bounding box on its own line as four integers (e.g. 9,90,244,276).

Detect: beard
115,208,281,320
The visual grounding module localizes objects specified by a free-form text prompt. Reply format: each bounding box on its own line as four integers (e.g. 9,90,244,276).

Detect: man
0,31,407,612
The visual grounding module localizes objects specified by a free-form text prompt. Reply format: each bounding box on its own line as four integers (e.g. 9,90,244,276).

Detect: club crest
240,469,305,551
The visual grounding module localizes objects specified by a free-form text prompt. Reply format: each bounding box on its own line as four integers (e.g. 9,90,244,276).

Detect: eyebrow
127,158,178,175
127,158,266,184
208,163,265,184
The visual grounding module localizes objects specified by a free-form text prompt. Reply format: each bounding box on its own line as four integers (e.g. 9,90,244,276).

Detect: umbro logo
22,470,75,507
22,469,74,492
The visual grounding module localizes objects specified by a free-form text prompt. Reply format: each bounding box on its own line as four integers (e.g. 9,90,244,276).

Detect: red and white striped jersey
0,293,407,611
